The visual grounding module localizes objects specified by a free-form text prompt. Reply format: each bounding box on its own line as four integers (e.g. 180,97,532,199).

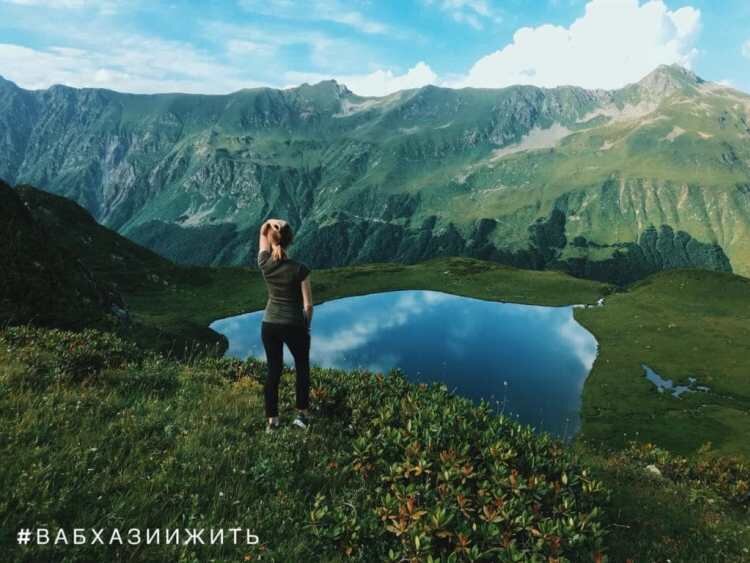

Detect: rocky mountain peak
297,79,352,98
635,64,703,97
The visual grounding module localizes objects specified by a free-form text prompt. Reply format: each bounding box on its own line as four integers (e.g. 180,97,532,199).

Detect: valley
3,180,748,457
2,180,750,560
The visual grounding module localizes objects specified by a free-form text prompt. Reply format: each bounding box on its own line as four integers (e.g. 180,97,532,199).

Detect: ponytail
271,244,287,261
268,228,288,261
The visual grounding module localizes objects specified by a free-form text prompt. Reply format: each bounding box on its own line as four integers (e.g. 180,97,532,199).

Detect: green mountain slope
2,65,748,282
0,180,116,326
14,184,179,295
1,181,231,351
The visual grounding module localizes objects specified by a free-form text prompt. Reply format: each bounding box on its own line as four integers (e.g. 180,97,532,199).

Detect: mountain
0,179,120,326
0,179,182,325
1,65,748,283
14,183,179,296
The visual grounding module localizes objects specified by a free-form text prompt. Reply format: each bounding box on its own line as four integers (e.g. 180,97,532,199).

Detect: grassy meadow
1,325,748,562
3,256,750,561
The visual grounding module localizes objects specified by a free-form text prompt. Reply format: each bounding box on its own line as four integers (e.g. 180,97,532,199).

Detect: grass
576,269,750,458
126,257,750,461
124,256,612,355
576,443,750,562
1,326,748,562
0,327,609,562
3,260,750,561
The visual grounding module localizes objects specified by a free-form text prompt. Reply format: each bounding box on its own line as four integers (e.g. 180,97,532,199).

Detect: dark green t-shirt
257,250,311,326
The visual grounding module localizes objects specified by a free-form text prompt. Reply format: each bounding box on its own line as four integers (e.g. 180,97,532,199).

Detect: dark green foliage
15,186,178,294
562,225,732,285
128,220,243,266
528,208,567,266
307,372,607,561
1,326,139,387
0,180,112,327
0,326,607,562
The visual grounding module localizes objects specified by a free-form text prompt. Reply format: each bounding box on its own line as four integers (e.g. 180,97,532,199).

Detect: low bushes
616,442,750,510
1,326,139,387
1,327,608,561
305,370,607,561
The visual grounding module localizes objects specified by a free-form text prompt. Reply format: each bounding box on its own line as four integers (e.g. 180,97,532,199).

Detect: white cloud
0,0,709,97
0,37,262,94
3,0,87,6
226,39,276,58
285,61,438,97
308,291,446,369
238,0,390,35
425,0,499,29
1,0,121,13
212,21,379,76
457,0,701,90
742,39,750,59
557,316,598,373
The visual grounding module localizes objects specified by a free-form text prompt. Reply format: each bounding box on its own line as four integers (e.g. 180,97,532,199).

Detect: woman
257,218,313,433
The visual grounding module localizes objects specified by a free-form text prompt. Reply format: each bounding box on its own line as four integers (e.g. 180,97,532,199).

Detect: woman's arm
301,277,313,328
258,221,272,253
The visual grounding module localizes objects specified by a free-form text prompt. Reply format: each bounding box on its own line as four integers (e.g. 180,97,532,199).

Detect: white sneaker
292,414,309,430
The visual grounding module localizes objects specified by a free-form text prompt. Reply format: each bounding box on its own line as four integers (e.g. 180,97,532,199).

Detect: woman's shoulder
291,258,311,281
257,249,272,268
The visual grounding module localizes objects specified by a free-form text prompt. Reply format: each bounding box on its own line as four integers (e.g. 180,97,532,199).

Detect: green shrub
1,326,609,561
302,370,608,561
1,326,140,387
619,442,750,510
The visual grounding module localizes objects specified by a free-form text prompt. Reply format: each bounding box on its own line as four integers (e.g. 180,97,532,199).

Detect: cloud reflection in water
210,290,597,436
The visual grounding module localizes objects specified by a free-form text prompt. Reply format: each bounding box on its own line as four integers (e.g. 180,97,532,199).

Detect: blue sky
0,0,748,95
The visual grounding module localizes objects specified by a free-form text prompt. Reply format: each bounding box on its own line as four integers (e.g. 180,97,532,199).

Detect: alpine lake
210,290,599,437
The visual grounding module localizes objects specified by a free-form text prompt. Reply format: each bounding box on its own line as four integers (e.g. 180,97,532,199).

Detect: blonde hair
269,223,293,261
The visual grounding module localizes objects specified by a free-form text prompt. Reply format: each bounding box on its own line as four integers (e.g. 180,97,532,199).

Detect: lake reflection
210,290,597,437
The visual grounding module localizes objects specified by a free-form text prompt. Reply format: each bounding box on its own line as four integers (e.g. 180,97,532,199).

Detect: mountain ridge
0,64,716,98
1,64,749,282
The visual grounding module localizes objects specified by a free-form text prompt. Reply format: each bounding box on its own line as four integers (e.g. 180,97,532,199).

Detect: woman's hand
268,219,287,231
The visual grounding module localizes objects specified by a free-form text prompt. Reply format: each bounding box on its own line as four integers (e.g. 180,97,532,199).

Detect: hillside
5,185,749,460
0,180,116,327
1,182,230,351
2,186,749,559
14,185,178,295
2,326,748,562
1,65,748,282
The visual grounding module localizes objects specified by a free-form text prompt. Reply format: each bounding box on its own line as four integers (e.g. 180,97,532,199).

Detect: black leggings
261,322,310,418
